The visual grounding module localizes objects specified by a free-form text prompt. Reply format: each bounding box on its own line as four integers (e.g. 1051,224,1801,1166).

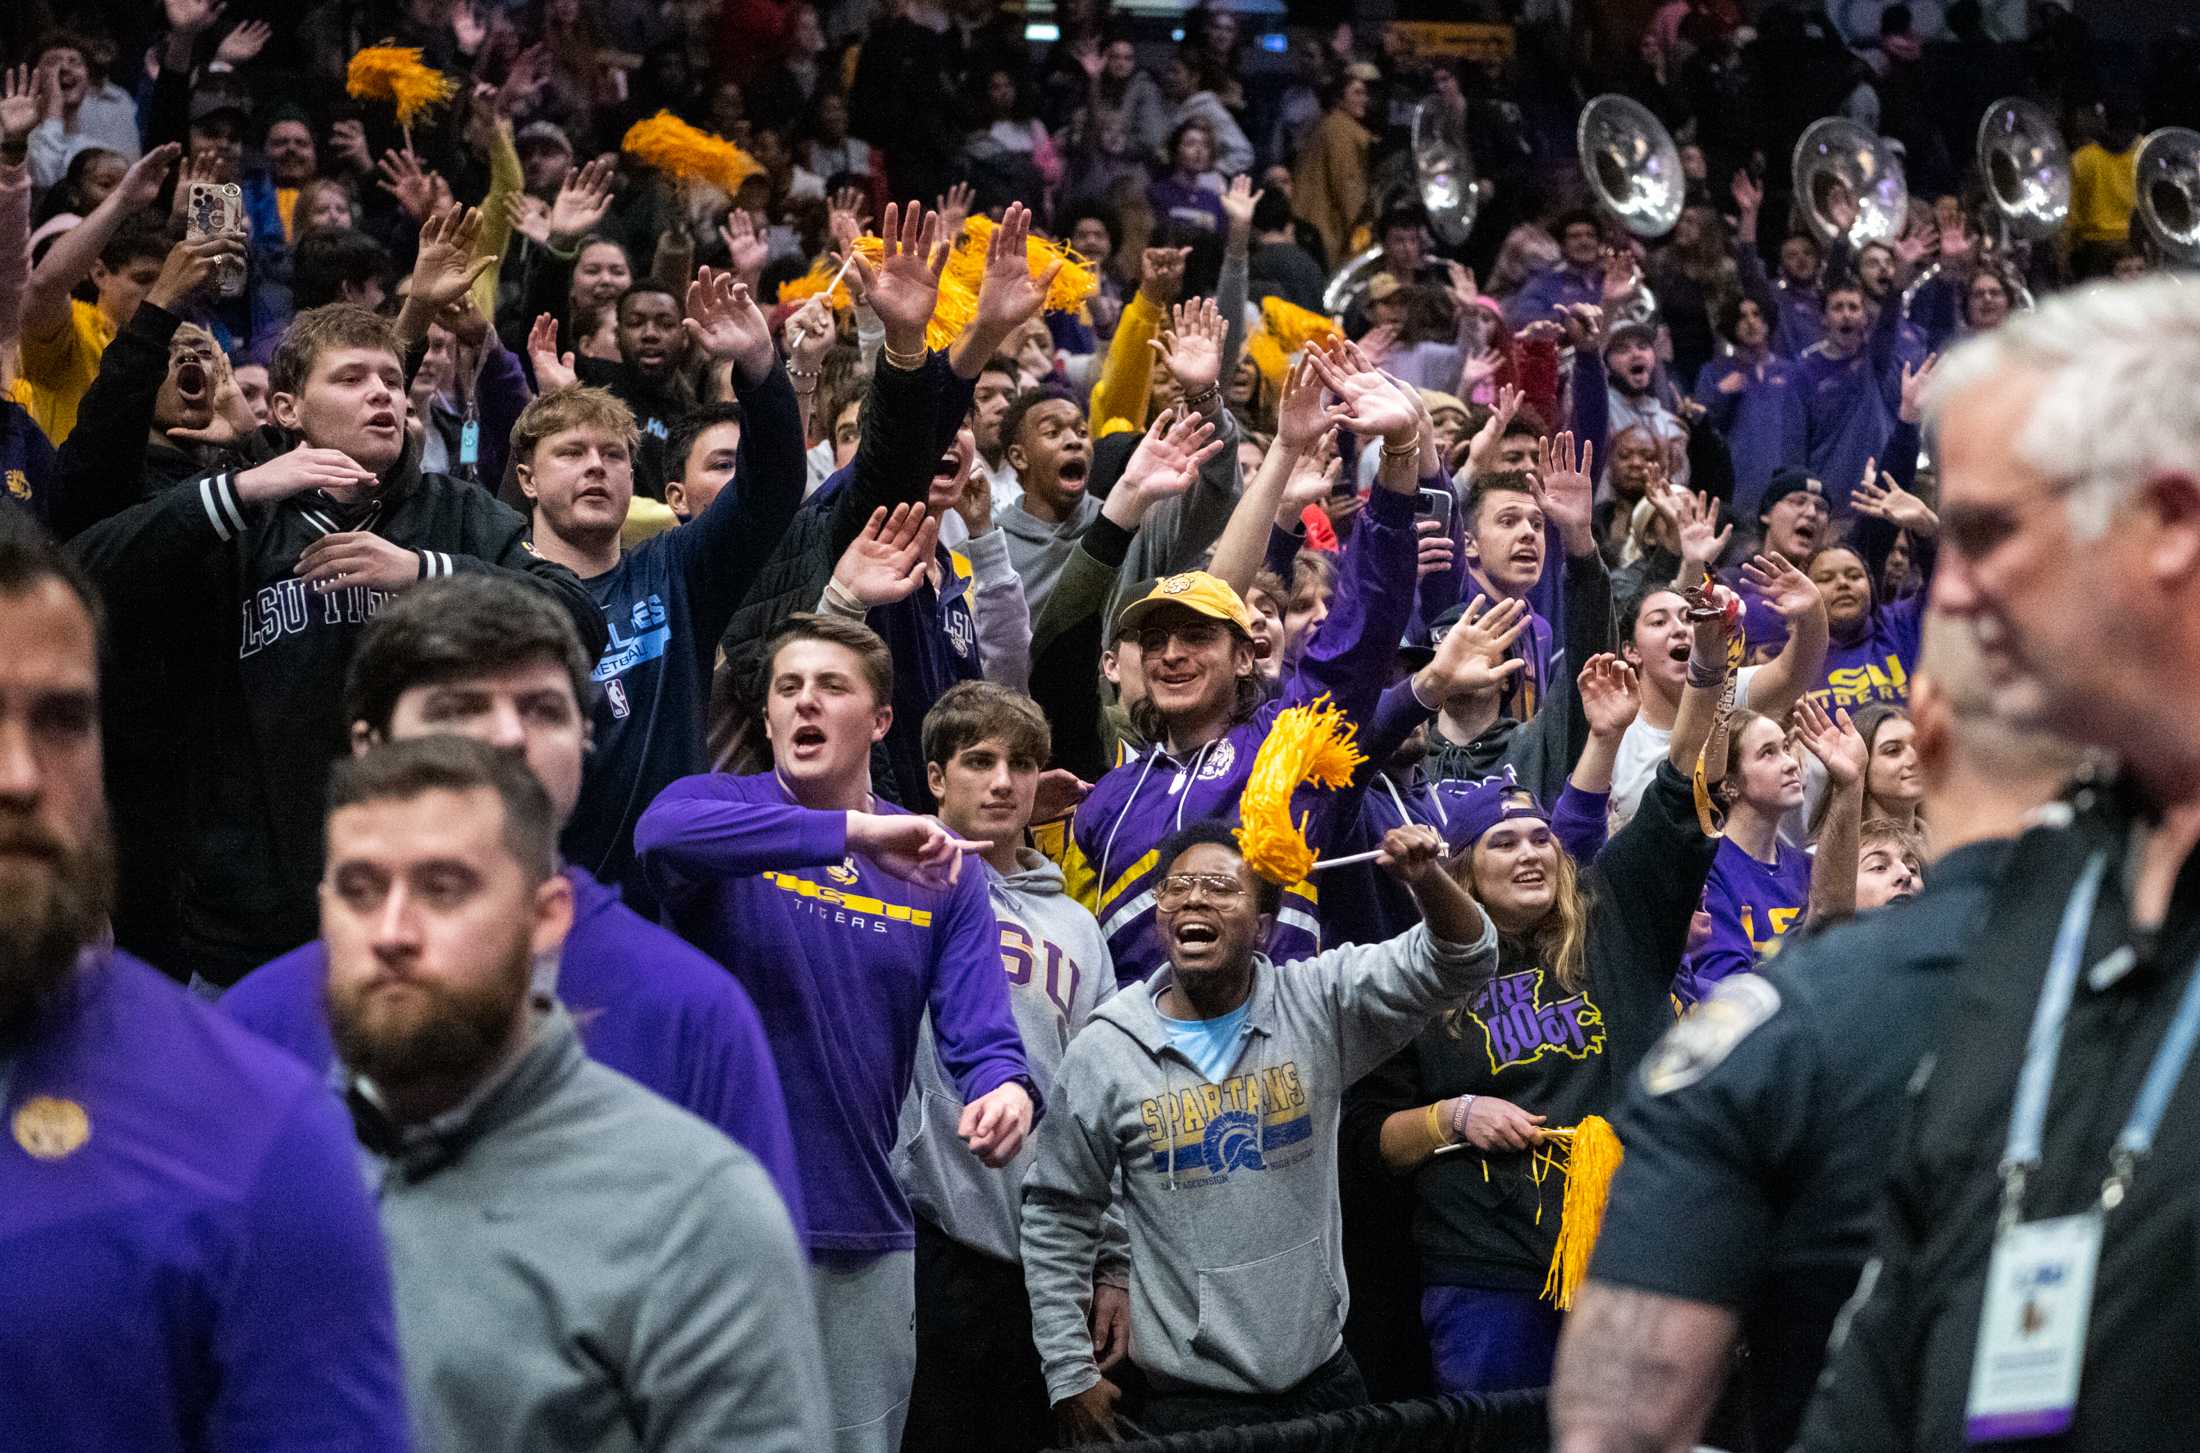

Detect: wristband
1449,1094,1476,1143
822,577,867,616
1425,1100,1451,1150
1182,380,1222,411
1686,645,1725,690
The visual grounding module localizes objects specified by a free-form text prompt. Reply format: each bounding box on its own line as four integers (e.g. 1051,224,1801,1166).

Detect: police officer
1798,276,2200,1449
1548,612,2083,1453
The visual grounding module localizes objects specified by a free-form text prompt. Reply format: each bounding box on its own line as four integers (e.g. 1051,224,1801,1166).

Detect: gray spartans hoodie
895,849,1118,1267
1019,915,1499,1403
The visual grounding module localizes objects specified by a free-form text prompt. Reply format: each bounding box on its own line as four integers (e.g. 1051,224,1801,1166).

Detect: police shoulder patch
1638,974,1782,1097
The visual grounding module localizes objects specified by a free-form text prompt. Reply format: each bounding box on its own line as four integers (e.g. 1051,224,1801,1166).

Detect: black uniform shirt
1590,837,2007,1452
1802,775,2200,1452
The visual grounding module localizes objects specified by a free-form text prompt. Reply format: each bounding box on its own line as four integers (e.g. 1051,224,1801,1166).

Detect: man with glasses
1723,468,1831,658
1796,276,2200,1449
1022,820,1498,1443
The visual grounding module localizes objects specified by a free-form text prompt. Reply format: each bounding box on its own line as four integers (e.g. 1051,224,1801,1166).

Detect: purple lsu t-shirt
1676,834,1811,1006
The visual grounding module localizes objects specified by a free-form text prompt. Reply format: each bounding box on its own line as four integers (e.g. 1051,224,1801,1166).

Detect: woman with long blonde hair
1347,634,1728,1395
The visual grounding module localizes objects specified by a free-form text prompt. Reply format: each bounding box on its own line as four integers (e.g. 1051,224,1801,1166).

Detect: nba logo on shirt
605,679,630,719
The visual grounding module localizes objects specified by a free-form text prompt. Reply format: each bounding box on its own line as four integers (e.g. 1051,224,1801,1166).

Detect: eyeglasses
1156,873,1247,909
1136,621,1227,656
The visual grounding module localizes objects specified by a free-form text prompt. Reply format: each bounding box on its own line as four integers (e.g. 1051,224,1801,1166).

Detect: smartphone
1417,486,1454,534
186,181,248,299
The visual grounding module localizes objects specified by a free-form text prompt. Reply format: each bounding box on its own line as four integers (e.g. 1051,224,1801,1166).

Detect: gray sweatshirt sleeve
1219,245,1251,382
1311,916,1501,1085
963,526,1033,693
1020,1042,1122,1405
1115,405,1243,620
630,1156,831,1453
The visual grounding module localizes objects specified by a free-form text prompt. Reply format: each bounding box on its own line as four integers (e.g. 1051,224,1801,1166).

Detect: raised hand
975,201,1060,337
0,65,41,146
496,43,553,116
1274,353,1329,454
328,118,372,176
1150,296,1226,397
409,205,495,311
1278,431,1341,523
1463,381,1523,478
1577,652,1641,739
1730,168,1763,228
1416,594,1529,706
503,191,552,247
1138,245,1189,306
1600,248,1642,308
1219,173,1261,242
1355,323,1397,368
1792,697,1866,788
827,184,869,249
215,18,272,65
1655,486,1730,568
1458,342,1501,395
1559,301,1604,352
1375,823,1447,887
832,502,939,607
1112,407,1222,520
1897,350,1939,424
116,143,183,211
1851,469,1938,536
683,266,774,382
548,157,616,245
719,205,769,282
853,200,948,354
526,313,578,393
1443,259,1480,313
1738,551,1823,621
377,149,444,222
1305,341,1417,443
1533,429,1596,553
935,180,974,240
165,0,225,38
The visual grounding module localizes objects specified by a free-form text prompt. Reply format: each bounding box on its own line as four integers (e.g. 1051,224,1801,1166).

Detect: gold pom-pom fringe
346,46,459,129
621,111,764,198
1233,694,1367,886
1540,1116,1625,1310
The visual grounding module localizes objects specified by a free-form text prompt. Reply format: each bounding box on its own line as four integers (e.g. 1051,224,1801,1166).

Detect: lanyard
2000,849,2200,1225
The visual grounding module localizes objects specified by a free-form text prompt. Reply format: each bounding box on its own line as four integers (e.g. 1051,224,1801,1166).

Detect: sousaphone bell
1977,97,2070,241
1412,95,1478,247
2136,126,2200,265
1575,94,1679,324
1792,116,1908,247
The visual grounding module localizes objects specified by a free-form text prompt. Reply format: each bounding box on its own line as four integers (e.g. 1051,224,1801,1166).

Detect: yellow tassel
1244,331,1290,389
1233,694,1367,886
945,215,1101,315
346,46,459,129
1540,1116,1625,1310
776,256,852,310
621,111,763,197
1259,296,1343,356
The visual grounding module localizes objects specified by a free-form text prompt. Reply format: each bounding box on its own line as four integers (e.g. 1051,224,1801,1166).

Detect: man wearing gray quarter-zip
1020,818,1498,1441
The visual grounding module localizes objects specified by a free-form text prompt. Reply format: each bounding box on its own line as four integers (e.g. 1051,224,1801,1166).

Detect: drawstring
1173,739,1217,833
1379,773,1414,828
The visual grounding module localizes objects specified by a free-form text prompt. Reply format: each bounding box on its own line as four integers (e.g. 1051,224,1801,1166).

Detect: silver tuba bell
1977,97,2071,241
1576,93,1685,240
1320,244,1389,317
2135,127,2200,265
1411,96,1478,247
1791,117,1908,247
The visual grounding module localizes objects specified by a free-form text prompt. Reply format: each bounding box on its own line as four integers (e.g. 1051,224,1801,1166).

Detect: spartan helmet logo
1200,1109,1267,1178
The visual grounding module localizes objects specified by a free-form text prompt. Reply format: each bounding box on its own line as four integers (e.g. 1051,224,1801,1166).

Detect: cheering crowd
3,0,2198,1449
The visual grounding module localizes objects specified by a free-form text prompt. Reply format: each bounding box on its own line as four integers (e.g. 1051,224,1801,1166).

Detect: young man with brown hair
515,268,806,902
69,245,605,984
637,612,1035,1453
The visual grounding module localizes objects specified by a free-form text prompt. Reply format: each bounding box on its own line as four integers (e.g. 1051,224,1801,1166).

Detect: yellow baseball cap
1115,571,1255,639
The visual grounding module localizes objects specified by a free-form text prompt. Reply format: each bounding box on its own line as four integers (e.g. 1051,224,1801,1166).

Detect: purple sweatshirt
219,864,805,1232
1676,834,1810,1006
2,952,409,1452
1070,487,1421,985
635,770,1035,1254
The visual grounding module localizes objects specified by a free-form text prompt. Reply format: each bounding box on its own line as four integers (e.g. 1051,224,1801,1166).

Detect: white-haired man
1796,276,2200,1449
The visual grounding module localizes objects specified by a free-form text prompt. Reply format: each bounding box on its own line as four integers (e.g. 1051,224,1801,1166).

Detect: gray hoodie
895,850,1118,1267
1019,916,1498,1402
996,406,1242,626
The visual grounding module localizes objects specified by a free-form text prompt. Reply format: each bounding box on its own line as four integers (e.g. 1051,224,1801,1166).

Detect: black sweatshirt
69,448,607,974
1343,761,1716,1292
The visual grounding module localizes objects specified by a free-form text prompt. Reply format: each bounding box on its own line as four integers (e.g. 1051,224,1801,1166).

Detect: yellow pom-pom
346,46,459,128
1245,332,1290,389
946,214,1101,317
1540,1116,1625,1310
1259,295,1343,356
621,111,764,197
1233,694,1367,886
777,256,854,311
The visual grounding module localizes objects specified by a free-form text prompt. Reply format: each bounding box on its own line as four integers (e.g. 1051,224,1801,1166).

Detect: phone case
187,182,248,299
